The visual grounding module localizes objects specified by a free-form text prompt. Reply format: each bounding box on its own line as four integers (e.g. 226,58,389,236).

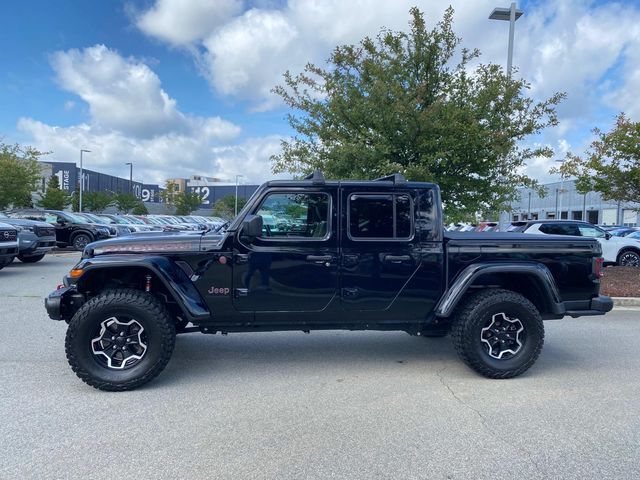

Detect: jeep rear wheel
65,289,176,391
451,289,544,379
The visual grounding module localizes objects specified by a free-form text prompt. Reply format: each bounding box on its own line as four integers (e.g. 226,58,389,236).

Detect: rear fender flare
435,263,562,318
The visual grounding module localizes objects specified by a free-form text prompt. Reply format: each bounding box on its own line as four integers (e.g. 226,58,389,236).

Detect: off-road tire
71,233,92,251
617,249,640,267
18,254,45,263
65,289,176,391
451,289,544,379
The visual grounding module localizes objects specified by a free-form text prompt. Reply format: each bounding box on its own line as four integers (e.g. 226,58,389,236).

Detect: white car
518,220,640,266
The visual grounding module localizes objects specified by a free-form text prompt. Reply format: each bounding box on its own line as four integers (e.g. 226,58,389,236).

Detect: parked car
0,222,19,269
0,213,56,263
9,210,111,250
97,214,155,233
518,219,640,266
72,213,131,237
606,227,640,237
46,172,612,391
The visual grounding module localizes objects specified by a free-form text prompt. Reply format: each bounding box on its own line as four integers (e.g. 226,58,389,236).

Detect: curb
612,297,640,307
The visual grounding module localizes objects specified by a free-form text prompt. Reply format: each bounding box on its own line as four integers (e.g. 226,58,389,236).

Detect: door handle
343,254,359,267
235,253,249,264
383,254,412,264
306,255,334,265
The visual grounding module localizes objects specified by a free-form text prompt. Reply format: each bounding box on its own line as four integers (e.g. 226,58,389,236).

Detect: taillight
594,257,604,279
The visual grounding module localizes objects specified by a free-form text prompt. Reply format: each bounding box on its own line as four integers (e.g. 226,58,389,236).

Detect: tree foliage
83,191,114,213
0,142,43,210
131,202,149,215
160,180,179,206
38,175,71,210
551,113,640,204
271,7,563,220
212,194,247,219
113,193,140,214
175,191,204,215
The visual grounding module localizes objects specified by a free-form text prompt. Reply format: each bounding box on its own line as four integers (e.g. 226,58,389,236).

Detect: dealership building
36,162,259,213
499,179,639,227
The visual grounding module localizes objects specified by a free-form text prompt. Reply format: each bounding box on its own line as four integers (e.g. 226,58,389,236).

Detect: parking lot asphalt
1,254,639,480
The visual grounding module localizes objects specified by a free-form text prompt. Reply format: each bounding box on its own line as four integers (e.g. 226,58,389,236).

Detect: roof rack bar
374,173,407,184
304,169,325,184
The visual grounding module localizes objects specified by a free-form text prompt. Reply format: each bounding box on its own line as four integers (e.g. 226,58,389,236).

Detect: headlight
97,227,110,234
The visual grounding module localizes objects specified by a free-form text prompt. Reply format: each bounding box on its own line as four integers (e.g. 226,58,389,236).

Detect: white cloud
136,0,243,46
50,44,240,140
18,44,281,185
18,118,280,185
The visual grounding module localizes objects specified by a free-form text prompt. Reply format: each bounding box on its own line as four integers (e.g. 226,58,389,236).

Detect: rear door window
348,194,413,240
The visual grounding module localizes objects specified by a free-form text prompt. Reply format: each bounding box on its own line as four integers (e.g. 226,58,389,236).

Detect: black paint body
47,179,612,332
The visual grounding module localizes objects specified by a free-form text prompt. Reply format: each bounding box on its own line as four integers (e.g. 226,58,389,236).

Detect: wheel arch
436,263,563,318
74,256,210,322
616,246,640,265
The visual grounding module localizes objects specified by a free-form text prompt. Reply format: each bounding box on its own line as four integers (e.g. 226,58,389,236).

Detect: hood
84,231,228,257
0,218,51,228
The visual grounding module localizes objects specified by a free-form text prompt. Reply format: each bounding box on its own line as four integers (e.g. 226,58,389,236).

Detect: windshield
64,213,92,224
84,214,110,224
123,215,145,224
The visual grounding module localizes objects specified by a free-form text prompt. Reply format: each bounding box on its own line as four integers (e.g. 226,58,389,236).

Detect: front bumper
19,233,56,256
45,286,84,321
0,241,18,258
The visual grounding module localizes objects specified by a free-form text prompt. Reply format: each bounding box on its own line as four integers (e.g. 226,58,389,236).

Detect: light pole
79,149,91,212
555,159,566,219
234,175,243,217
125,162,133,195
489,3,524,77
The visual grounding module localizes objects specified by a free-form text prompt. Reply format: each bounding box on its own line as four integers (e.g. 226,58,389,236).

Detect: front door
232,188,339,315
340,190,423,319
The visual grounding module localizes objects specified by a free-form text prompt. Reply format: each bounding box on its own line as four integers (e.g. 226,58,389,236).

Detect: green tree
551,113,640,204
212,194,247,219
131,202,149,215
113,193,140,213
271,7,562,221
0,142,43,210
71,182,80,212
175,191,204,215
83,191,114,213
37,175,71,210
160,180,179,206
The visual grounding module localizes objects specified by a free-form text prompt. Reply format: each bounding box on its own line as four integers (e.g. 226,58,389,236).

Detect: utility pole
234,175,243,216
489,3,523,78
79,149,91,212
126,163,133,195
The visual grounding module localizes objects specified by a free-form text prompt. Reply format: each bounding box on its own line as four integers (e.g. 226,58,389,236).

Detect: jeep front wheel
451,289,544,379
65,289,176,391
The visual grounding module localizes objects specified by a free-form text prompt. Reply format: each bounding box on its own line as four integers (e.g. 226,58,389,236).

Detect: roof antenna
303,169,325,185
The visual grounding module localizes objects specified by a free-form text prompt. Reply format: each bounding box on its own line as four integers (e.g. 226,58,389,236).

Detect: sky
1,0,639,186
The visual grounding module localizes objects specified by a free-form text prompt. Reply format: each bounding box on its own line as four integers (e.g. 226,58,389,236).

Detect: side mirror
241,214,263,238
56,218,67,225
605,232,612,240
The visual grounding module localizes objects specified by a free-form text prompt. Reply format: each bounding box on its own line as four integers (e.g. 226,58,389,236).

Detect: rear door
340,188,424,319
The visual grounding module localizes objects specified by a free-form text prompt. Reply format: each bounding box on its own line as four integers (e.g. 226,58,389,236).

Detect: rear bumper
564,295,614,318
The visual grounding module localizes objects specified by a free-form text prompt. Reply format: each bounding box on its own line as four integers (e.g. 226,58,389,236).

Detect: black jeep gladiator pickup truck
46,173,613,391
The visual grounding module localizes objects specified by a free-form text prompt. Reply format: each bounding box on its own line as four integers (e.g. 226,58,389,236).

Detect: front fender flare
74,255,210,322
435,263,562,318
